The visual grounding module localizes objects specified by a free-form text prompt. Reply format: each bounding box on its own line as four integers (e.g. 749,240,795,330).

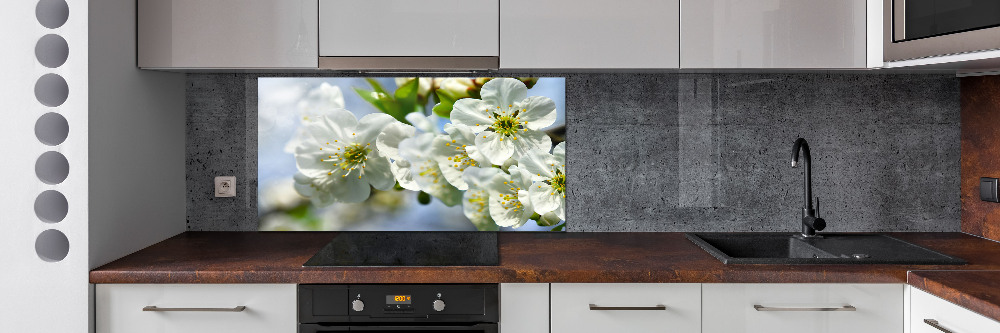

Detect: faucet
791,138,826,238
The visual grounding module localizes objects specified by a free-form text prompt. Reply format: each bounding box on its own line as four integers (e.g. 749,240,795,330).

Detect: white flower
293,109,399,205
461,167,503,231
375,113,442,192
486,165,534,228
436,78,476,99
395,77,433,99
451,78,556,165
297,82,345,116
519,142,566,220
398,133,463,206
405,112,442,134
432,124,488,190
285,83,346,153
376,122,419,191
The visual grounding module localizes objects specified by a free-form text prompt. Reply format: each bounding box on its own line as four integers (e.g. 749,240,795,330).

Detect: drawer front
96,284,296,333
702,283,903,333
911,288,1000,333
550,283,701,333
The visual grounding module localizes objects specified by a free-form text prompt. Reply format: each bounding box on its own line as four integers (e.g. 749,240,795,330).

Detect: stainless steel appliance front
884,0,1000,61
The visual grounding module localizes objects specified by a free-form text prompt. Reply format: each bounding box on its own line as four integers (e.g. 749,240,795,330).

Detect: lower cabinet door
702,283,903,333
550,283,701,333
96,284,297,333
500,283,549,333
911,287,1000,333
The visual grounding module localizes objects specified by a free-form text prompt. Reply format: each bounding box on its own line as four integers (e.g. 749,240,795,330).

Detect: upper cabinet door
319,0,499,57
138,0,318,69
500,0,680,69
681,0,870,68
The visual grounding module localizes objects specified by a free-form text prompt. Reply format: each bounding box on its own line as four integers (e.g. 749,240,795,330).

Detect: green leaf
432,90,457,118
353,87,407,123
550,224,565,232
365,78,388,95
394,78,420,116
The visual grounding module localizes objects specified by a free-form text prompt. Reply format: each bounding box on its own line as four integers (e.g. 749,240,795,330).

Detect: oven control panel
299,284,498,323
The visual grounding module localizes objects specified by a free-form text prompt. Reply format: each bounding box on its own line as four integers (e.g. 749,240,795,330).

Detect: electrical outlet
215,176,236,198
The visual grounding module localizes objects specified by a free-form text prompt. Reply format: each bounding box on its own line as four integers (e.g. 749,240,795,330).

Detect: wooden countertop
908,270,1000,323
90,232,1000,322
91,231,1000,284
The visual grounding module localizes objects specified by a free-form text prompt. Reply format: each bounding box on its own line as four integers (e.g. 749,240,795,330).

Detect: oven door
300,323,498,333
885,0,1000,61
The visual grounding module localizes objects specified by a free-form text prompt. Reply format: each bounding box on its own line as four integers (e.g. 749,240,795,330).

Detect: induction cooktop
303,232,499,267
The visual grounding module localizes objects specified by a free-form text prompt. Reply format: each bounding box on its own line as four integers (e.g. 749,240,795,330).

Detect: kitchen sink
686,233,966,265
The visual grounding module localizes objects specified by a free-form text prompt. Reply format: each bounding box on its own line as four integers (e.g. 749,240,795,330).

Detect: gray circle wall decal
34,73,69,107
35,151,69,185
36,0,69,29
35,34,69,68
35,229,69,262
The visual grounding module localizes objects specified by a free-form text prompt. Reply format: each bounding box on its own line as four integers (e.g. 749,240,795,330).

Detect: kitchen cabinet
137,0,318,69
500,0,680,69
910,287,1000,333
318,0,499,70
500,284,549,333
550,283,701,333
680,0,875,68
702,283,903,333
96,284,297,333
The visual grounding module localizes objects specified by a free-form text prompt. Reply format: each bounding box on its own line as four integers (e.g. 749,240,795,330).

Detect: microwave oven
884,0,1000,62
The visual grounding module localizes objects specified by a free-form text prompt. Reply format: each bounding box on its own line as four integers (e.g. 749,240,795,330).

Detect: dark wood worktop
91,232,1000,285
908,270,1000,323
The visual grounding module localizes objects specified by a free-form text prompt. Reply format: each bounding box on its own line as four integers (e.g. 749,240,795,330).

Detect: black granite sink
686,233,966,265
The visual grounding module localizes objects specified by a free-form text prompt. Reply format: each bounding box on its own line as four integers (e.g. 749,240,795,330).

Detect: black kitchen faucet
791,138,826,238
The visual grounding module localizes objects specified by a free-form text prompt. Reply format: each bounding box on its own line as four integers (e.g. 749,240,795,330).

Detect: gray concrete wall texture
187,73,961,232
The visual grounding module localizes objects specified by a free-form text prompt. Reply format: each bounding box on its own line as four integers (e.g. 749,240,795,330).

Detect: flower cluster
291,78,565,230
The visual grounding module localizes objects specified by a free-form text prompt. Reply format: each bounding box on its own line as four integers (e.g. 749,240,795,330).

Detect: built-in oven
299,284,498,333
884,0,1000,61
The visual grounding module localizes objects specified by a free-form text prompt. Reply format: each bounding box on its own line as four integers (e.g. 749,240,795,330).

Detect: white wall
0,0,185,331
88,0,186,270
0,0,90,331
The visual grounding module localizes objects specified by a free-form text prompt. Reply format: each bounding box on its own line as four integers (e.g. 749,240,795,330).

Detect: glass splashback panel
257,77,566,231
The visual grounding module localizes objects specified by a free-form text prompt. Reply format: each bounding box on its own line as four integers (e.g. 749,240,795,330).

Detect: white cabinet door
681,0,869,68
96,284,297,333
911,287,1000,333
138,0,318,69
500,284,549,333
551,283,700,333
500,0,680,69
319,0,499,57
702,283,903,333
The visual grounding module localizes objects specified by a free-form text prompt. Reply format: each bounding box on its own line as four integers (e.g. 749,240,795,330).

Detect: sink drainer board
685,233,967,265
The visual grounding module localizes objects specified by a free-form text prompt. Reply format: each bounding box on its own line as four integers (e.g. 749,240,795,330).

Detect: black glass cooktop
303,232,499,267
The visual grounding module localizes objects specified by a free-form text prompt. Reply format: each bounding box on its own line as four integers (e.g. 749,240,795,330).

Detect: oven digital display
386,295,412,304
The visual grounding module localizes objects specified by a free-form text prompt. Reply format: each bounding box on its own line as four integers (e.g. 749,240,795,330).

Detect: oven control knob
432,299,446,312
351,299,365,312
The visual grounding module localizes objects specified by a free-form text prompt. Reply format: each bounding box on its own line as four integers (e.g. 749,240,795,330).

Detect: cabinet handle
589,304,667,311
753,305,856,312
143,306,247,312
924,319,955,333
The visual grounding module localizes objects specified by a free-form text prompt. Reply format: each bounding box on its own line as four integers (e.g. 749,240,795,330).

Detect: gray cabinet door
138,0,318,69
